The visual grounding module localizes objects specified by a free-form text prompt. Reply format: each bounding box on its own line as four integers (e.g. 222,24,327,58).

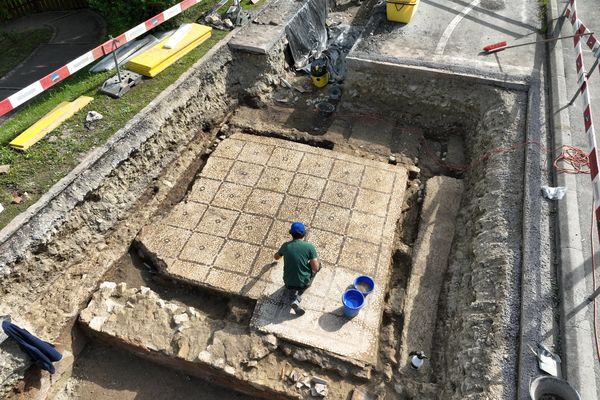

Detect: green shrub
89,0,187,36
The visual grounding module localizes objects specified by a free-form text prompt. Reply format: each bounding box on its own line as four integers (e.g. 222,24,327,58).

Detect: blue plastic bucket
342,289,365,318
353,275,375,296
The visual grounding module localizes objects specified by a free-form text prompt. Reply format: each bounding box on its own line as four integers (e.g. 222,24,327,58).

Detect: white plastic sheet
541,186,567,200
285,0,328,70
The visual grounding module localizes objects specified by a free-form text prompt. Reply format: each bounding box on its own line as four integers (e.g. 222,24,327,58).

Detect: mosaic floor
138,133,407,363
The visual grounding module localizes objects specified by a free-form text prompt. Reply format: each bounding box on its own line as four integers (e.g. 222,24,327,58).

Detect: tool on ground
528,343,561,377
408,351,427,370
90,34,159,73
203,0,251,30
310,58,329,88
206,0,229,18
483,32,593,54
99,36,142,98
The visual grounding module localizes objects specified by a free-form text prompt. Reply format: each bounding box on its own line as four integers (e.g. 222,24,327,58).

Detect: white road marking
435,0,481,56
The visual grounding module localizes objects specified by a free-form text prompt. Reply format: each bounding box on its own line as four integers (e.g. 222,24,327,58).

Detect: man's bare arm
274,251,282,260
309,258,320,274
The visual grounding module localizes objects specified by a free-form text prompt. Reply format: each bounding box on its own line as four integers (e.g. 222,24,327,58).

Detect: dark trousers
285,271,316,305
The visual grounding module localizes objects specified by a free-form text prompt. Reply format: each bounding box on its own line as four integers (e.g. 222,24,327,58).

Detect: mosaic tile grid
138,133,407,363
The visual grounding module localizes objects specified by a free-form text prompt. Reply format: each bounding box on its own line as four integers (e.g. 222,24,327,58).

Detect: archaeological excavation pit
70,60,526,399
0,2,533,400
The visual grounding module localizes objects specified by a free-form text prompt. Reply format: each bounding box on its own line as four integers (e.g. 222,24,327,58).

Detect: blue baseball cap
289,222,306,236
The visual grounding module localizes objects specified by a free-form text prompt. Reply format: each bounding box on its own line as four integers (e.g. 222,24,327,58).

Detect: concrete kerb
547,0,599,398
517,63,550,399
0,28,240,272
347,52,532,89
345,55,530,92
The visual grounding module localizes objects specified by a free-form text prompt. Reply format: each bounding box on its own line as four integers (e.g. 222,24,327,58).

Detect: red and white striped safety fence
563,0,600,236
0,0,205,118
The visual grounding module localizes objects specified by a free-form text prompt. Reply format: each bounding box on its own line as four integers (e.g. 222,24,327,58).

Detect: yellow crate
127,24,212,77
386,0,419,23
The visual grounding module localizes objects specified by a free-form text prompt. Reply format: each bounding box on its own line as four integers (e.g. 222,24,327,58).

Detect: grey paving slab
228,25,284,55
138,133,407,363
227,0,309,55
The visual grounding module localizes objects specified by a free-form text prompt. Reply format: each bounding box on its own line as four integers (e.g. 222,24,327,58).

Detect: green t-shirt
279,239,318,288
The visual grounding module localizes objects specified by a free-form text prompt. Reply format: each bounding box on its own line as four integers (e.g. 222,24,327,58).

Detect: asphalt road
0,9,105,119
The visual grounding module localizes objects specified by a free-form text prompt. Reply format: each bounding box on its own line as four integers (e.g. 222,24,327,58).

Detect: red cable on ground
554,145,590,174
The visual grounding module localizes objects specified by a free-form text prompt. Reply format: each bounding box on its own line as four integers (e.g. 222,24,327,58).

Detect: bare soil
55,342,252,400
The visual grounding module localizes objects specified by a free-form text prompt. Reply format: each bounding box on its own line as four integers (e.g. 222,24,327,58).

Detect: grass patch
0,0,269,230
0,28,52,78
0,25,229,228
538,0,549,34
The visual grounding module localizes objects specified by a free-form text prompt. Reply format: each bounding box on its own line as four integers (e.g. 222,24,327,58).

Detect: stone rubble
79,282,359,399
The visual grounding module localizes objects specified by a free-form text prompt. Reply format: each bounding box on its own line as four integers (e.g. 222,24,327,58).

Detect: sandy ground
55,342,252,400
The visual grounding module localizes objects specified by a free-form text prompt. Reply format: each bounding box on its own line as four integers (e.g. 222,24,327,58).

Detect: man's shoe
291,303,306,316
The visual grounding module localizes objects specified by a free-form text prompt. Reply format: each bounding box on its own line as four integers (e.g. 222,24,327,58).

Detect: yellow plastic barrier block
127,24,212,77
10,96,93,151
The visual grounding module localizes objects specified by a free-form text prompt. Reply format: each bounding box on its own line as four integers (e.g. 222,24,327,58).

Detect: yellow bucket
386,0,419,23
312,73,329,88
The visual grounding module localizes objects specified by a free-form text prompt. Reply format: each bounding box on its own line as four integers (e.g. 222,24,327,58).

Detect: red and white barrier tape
564,0,600,236
0,0,204,118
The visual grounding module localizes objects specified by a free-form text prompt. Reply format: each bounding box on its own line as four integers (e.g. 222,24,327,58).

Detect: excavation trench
0,5,528,400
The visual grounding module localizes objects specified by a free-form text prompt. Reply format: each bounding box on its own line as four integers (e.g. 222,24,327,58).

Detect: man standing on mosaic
273,222,321,316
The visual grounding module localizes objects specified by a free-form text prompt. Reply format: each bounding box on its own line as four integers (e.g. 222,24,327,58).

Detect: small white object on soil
0,203,4,214
311,383,328,397
100,281,117,290
86,111,103,123
311,376,328,385
173,313,189,325
541,186,567,200
0,165,10,175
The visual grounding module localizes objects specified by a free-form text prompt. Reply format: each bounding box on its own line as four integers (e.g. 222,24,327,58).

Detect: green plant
88,0,195,36
538,0,549,34
0,2,10,21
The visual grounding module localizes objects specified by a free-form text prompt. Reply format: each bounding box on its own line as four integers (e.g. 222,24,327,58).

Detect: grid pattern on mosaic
140,133,405,298
138,133,407,363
